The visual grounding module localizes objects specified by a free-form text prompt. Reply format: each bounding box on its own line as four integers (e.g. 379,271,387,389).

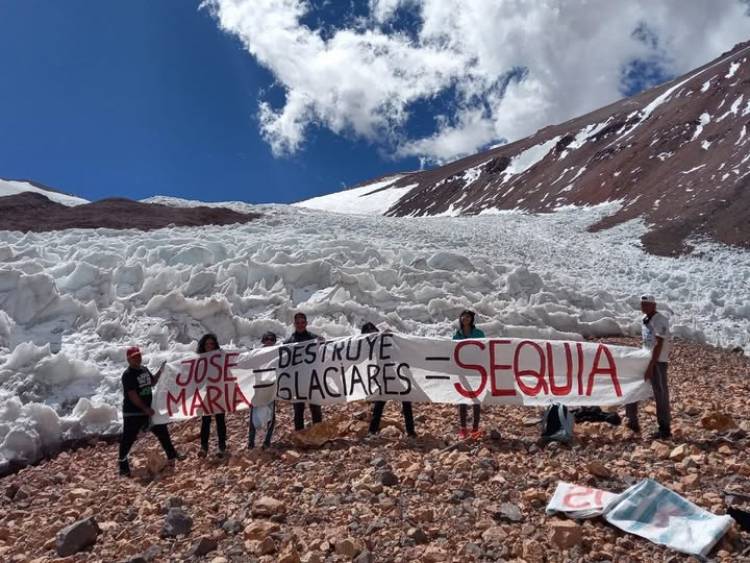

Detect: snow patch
295,176,416,215
0,179,89,206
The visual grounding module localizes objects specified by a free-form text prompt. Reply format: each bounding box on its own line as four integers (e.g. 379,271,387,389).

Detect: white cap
640,294,656,304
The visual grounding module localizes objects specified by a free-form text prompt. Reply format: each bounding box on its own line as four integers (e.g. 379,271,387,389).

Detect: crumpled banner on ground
547,479,734,556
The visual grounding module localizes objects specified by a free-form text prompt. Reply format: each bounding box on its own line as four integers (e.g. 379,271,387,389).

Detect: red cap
126,346,141,359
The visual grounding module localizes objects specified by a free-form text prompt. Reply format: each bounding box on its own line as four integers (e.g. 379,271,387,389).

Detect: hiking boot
197,448,208,458
118,459,131,477
626,421,641,434
470,429,483,440
650,429,672,440
458,428,469,439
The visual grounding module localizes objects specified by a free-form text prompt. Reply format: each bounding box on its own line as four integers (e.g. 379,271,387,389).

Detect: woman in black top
197,333,228,457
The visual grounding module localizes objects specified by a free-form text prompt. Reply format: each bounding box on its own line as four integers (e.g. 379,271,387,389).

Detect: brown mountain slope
377,40,750,255
0,192,260,232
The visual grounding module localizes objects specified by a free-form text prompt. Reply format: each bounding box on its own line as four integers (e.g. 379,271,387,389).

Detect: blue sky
0,1,747,204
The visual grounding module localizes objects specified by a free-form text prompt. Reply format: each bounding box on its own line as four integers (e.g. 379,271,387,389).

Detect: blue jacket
452,327,486,340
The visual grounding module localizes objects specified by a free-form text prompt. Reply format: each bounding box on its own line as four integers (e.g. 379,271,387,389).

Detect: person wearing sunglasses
625,294,672,440
248,331,278,449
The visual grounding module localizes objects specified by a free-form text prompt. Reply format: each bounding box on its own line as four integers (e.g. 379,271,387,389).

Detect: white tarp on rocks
547,479,735,556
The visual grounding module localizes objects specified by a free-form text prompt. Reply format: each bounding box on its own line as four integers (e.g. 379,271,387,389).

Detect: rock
586,461,612,479
481,526,507,543
161,507,193,537
451,488,474,502
353,550,373,563
669,444,689,461
187,537,219,557
406,527,429,544
253,496,286,517
422,546,448,562
222,518,243,534
415,508,434,523
493,502,523,523
278,544,301,563
682,473,700,489
301,553,323,563
523,539,545,560
12,486,30,501
210,558,228,563
165,496,183,509
244,520,280,540
701,413,736,432
371,457,387,468
5,483,19,500
549,519,582,549
718,445,733,455
461,542,483,557
378,470,399,487
651,442,670,458
258,536,276,555
282,450,302,464
334,537,363,558
56,516,101,557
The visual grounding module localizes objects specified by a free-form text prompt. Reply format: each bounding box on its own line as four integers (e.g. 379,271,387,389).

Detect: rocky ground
1,338,749,563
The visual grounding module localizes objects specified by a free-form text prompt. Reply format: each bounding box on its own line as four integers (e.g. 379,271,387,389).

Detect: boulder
56,516,101,557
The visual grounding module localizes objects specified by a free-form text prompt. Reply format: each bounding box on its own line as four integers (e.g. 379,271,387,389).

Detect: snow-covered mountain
0,178,89,206
299,40,750,255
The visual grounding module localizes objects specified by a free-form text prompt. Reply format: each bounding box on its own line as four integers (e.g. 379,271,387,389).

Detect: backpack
541,403,574,443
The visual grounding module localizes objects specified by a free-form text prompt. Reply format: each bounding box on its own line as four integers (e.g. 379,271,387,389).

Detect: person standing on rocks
196,333,228,457
453,310,485,439
284,312,324,430
248,331,278,449
625,294,672,440
118,346,181,476
365,322,417,438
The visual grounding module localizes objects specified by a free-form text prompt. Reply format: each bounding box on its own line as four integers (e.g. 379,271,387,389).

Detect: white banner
547,479,735,556
152,333,652,423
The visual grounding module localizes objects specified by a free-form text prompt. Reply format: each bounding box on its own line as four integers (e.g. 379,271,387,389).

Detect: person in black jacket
118,346,180,476
196,333,228,457
284,312,324,430
365,322,416,438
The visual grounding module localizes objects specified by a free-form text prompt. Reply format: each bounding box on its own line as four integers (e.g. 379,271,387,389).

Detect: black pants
118,414,177,473
200,413,227,451
293,403,323,431
248,402,276,448
459,404,481,430
369,401,415,436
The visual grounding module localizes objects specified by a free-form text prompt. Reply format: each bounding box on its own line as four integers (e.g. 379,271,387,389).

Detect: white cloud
204,0,750,164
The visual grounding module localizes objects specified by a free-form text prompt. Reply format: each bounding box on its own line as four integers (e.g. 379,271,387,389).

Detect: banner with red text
152,333,652,423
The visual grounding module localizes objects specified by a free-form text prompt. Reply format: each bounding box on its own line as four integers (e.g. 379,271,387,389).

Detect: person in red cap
118,346,181,476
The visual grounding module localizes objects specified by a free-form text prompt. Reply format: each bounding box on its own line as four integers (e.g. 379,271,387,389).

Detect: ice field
1,200,749,467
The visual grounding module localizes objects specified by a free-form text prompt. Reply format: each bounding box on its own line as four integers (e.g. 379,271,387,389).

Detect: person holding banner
625,295,672,440
365,322,417,438
196,333,228,457
118,346,181,477
248,331,278,449
284,312,325,430
453,310,486,439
